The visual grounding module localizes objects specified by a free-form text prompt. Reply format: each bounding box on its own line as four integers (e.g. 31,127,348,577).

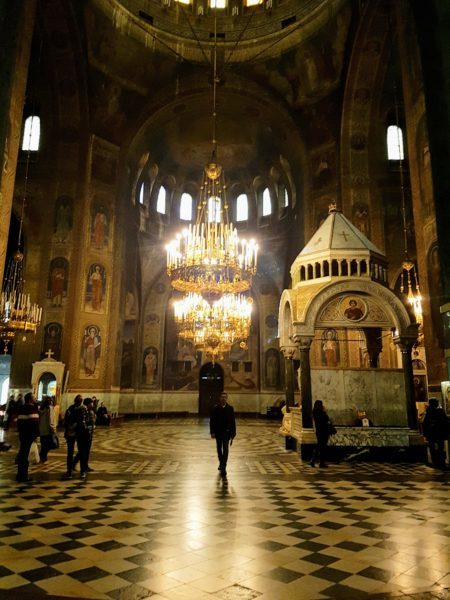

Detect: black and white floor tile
0,419,449,600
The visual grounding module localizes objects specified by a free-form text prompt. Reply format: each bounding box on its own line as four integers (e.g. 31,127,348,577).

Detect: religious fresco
142,346,158,386
120,322,135,389
79,325,101,379
320,328,341,368
340,296,367,322
352,202,370,238
85,263,106,313
47,257,69,307
427,243,444,347
53,196,73,243
265,348,281,389
41,323,62,360
91,205,109,250
163,308,200,390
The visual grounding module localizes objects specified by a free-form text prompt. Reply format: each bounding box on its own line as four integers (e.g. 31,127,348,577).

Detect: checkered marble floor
0,419,449,600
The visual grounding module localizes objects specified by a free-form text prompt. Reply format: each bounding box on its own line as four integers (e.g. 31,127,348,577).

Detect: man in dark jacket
63,395,89,479
422,398,449,470
16,392,40,483
210,392,236,476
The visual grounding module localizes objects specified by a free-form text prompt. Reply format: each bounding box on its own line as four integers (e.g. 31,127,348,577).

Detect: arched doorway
37,371,57,402
198,362,224,416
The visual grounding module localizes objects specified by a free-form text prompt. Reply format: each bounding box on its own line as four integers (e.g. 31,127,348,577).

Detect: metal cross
45,349,54,359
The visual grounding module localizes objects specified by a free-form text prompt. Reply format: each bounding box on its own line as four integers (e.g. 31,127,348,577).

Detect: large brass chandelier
1,122,42,347
166,8,258,360
394,86,423,326
1,250,42,342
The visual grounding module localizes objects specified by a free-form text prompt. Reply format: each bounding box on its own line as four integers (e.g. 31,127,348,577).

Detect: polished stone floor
0,418,449,600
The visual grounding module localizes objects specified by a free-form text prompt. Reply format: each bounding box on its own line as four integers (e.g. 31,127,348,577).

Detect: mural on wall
85,263,106,313
340,296,367,322
142,346,158,386
312,149,334,189
427,243,444,347
164,307,200,390
265,348,281,389
53,196,73,243
80,325,101,378
47,257,69,307
91,205,109,250
41,323,62,360
352,202,370,238
321,328,340,367
125,289,137,319
120,322,135,389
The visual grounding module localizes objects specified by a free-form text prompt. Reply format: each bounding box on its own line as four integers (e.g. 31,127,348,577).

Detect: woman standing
39,397,57,463
310,399,332,468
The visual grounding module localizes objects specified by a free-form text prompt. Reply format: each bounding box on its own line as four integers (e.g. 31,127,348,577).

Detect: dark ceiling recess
281,15,296,29
209,32,226,39
139,10,153,25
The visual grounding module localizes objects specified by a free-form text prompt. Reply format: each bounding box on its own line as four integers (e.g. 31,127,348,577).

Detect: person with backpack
422,398,450,470
63,395,89,479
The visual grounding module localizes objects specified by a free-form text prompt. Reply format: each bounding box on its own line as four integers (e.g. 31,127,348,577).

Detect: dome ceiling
91,0,349,63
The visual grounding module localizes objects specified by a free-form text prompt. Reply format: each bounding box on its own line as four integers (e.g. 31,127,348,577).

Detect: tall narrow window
245,0,262,5
22,115,40,151
138,182,145,205
156,186,166,214
236,194,248,222
208,196,221,223
387,125,404,160
282,188,289,208
210,0,226,7
262,187,272,216
180,192,193,221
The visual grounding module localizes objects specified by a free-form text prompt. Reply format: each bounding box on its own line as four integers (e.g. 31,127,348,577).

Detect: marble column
397,338,418,429
296,336,313,428
0,1,37,284
281,345,296,411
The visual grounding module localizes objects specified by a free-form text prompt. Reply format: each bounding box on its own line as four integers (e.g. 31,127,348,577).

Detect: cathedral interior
0,1,450,599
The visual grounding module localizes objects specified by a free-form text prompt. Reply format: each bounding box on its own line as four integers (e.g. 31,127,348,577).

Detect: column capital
293,336,314,351
281,345,296,360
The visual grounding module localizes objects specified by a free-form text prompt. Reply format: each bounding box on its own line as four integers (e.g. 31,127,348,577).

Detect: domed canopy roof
290,205,388,288
300,207,385,259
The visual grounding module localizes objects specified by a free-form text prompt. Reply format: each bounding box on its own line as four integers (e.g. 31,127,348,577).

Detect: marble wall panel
312,369,407,426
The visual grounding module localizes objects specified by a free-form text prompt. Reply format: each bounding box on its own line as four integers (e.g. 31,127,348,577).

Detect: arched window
387,125,404,160
262,187,272,216
208,196,221,223
236,194,248,222
156,186,166,214
180,192,193,221
210,0,226,7
138,182,145,205
22,115,40,151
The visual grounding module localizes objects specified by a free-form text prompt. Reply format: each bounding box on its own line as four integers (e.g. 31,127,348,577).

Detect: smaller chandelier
1,250,42,341
401,260,422,325
166,162,258,298
173,292,253,359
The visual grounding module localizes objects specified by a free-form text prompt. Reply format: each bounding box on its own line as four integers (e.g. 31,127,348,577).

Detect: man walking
210,392,236,476
63,395,89,479
16,392,40,483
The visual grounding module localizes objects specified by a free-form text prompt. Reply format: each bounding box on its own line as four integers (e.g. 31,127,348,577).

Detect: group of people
15,392,58,483
63,395,96,480
7,391,111,483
